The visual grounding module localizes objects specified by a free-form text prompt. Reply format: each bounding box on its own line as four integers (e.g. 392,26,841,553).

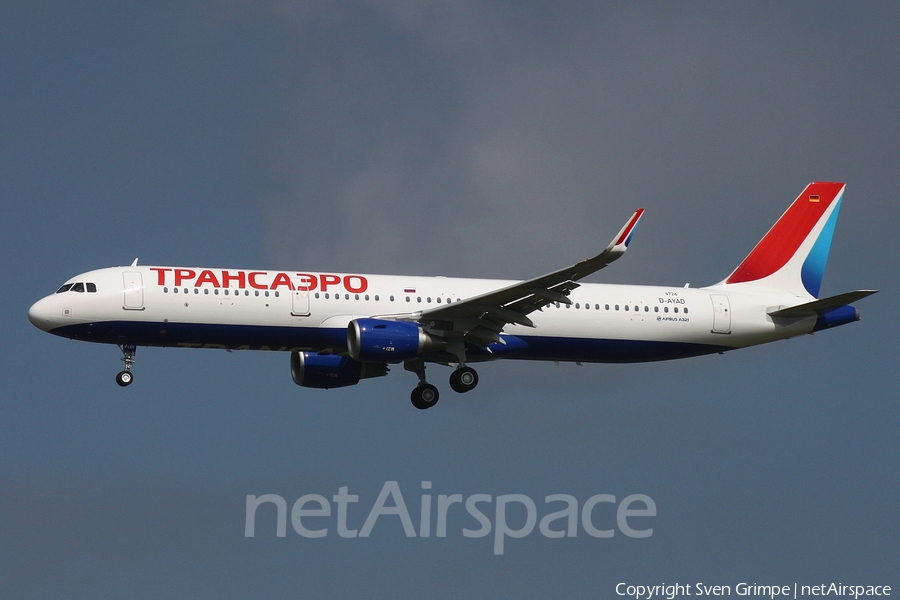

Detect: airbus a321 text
29,183,875,409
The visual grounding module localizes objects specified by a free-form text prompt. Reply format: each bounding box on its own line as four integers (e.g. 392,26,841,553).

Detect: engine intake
291,351,387,389
347,318,444,363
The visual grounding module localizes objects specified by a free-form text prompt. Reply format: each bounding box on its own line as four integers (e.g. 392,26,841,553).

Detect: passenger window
204,289,209,295
575,303,580,309
674,307,679,313
664,307,669,313
86,282,97,293
71,282,85,293
684,307,689,314
624,305,629,311
644,306,649,312
375,295,380,301
654,306,659,312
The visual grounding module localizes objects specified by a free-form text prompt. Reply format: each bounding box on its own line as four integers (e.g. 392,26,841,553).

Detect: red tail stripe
726,182,843,284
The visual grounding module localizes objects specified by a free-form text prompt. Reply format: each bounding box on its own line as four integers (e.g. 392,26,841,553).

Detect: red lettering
320,274,341,292
175,269,196,286
270,272,294,290
248,272,268,290
150,267,171,286
150,268,369,293
344,275,367,293
221,270,246,288
294,273,318,291
195,269,221,287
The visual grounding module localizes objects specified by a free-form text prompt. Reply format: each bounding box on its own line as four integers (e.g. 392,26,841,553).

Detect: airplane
28,182,875,409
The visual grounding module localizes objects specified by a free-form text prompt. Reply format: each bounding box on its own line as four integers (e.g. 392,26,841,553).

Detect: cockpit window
55,283,74,294
86,282,97,293
71,282,85,293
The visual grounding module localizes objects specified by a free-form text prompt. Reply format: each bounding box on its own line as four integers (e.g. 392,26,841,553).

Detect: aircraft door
291,278,311,317
123,272,144,310
710,294,731,334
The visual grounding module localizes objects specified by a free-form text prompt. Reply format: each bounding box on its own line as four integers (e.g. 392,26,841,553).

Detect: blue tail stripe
800,198,842,298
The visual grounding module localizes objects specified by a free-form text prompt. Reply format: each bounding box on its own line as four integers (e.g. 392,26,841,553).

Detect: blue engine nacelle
290,351,388,389
347,318,444,363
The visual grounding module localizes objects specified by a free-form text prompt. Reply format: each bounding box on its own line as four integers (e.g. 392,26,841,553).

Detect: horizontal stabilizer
768,290,878,318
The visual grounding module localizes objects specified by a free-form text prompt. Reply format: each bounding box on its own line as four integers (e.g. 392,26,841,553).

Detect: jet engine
290,351,388,389
347,318,445,363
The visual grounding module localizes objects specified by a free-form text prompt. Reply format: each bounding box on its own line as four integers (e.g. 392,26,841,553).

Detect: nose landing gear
116,344,136,387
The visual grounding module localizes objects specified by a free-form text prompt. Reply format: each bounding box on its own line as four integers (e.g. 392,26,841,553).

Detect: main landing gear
411,383,440,410
405,360,480,410
116,344,136,387
406,359,439,410
449,366,479,394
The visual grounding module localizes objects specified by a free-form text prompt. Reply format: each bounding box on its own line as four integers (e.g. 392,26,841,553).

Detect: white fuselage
29,265,816,363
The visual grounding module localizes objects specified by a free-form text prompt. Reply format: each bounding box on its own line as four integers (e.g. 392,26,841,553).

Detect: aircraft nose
28,296,56,331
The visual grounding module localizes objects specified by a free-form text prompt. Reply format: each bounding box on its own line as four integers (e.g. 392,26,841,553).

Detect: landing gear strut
116,344,136,387
405,359,439,410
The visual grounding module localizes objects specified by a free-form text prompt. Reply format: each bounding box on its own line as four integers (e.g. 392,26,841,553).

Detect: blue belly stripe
48,321,734,363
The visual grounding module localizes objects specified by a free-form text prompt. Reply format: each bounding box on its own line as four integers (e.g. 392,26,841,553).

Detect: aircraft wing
407,209,644,347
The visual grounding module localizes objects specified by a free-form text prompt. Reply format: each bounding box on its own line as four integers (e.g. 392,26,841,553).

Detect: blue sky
2,2,897,597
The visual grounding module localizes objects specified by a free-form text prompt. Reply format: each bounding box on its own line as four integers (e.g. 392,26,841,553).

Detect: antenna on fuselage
131,258,139,266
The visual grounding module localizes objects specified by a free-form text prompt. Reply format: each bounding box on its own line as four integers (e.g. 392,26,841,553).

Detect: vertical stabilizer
721,182,845,298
